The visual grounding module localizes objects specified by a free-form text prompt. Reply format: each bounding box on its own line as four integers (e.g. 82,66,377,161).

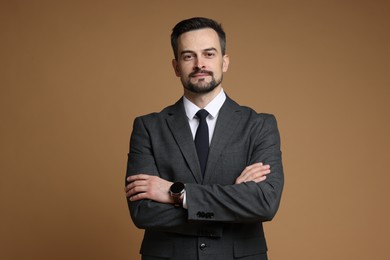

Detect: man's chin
182,77,222,94
187,84,217,94
190,78,211,86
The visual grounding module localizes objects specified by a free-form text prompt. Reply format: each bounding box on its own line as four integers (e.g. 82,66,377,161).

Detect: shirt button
199,243,207,250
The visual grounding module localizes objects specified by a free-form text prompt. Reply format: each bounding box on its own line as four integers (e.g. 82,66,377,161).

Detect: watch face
170,182,185,194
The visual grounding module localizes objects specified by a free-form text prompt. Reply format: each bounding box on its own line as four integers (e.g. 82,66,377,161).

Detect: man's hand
235,163,271,184
125,174,174,204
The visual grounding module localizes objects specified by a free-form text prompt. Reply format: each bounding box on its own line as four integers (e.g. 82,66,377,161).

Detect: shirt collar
183,89,226,120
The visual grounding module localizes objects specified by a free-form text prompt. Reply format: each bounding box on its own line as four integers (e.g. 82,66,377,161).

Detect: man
125,17,284,260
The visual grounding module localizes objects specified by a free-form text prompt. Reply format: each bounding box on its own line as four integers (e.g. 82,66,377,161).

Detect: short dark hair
171,17,226,60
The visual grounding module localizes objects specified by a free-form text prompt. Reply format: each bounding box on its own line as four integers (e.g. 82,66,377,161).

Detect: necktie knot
196,109,209,121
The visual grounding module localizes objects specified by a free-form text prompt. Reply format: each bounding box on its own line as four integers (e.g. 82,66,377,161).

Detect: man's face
172,28,229,94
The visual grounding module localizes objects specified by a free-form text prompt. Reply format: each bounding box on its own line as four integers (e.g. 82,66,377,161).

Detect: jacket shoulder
136,101,180,121
236,103,277,122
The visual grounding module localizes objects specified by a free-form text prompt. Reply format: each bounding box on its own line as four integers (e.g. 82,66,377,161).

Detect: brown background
1,0,389,259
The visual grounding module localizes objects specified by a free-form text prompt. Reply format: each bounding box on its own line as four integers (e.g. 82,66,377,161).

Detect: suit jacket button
199,243,207,250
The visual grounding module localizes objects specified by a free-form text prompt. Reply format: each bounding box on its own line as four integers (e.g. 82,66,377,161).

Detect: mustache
189,69,213,77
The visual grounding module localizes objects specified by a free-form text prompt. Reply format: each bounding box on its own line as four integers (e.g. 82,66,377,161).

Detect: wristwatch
169,182,185,207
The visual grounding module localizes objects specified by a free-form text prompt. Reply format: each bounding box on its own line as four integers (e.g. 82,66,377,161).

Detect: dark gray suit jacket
126,96,284,260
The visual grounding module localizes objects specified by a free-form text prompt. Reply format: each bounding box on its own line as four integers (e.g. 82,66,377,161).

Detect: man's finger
239,164,262,180
126,184,148,197
252,176,267,183
240,167,271,183
129,192,146,201
125,180,147,192
127,174,150,182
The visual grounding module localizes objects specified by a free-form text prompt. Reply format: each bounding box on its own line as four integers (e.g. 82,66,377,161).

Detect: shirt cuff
182,190,188,209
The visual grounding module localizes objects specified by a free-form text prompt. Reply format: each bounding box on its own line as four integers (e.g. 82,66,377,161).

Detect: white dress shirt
181,89,226,208
183,89,226,144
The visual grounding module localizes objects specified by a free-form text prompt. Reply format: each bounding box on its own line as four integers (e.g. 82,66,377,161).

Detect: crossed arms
124,113,283,232
125,162,271,205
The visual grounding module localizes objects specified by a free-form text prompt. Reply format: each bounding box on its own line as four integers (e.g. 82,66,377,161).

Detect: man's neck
183,86,222,109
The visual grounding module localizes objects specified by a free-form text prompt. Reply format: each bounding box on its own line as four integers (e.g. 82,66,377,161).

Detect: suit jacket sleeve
186,113,284,223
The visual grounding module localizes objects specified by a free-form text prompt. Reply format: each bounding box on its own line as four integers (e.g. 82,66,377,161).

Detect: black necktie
195,109,209,176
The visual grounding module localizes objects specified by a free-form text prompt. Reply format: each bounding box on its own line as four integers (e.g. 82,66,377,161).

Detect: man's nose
194,58,206,70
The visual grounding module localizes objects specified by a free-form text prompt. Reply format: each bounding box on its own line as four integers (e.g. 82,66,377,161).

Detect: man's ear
222,55,230,72
172,59,180,77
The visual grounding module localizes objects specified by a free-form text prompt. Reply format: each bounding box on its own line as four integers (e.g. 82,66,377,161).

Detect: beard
181,70,223,94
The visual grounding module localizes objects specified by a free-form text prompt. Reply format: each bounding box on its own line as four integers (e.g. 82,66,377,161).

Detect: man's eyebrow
180,48,218,56
180,50,195,56
203,47,218,52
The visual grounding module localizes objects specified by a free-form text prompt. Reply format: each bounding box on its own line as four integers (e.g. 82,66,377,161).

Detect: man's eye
206,52,215,57
183,54,193,60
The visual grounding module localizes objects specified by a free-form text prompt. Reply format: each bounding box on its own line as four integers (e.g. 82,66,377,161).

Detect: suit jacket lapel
166,99,203,183
204,96,242,183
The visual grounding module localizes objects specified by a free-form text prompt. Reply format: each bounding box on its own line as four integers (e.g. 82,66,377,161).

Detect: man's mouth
189,70,213,78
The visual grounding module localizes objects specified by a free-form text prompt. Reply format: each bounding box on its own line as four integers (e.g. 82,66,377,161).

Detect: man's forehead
177,28,220,51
